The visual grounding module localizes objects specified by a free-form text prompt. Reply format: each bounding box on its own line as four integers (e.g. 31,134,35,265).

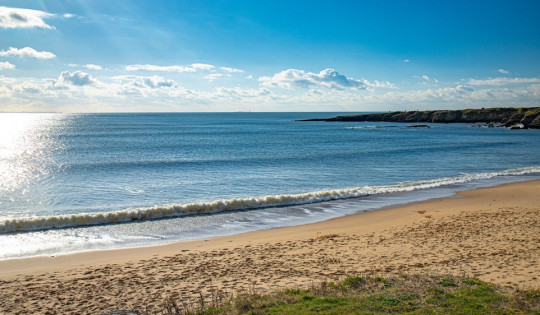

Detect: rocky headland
300,107,540,129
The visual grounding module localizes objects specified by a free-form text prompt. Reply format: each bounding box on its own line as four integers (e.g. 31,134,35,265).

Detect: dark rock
298,107,540,129
407,124,430,128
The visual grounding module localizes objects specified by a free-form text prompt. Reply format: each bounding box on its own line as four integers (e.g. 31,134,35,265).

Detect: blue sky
1,0,539,112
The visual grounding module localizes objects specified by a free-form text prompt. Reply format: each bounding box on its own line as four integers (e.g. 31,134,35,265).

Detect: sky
0,0,539,112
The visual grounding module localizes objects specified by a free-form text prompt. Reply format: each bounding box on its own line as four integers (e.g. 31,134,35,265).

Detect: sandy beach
1,180,539,314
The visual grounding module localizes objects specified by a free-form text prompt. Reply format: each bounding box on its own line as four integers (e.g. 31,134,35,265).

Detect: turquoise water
1,112,539,258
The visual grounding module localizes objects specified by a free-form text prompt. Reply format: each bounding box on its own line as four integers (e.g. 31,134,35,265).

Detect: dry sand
1,180,539,314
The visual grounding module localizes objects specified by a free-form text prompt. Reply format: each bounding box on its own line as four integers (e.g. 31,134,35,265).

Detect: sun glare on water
0,113,59,195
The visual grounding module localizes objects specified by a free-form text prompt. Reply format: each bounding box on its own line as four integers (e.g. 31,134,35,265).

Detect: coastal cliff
301,107,540,129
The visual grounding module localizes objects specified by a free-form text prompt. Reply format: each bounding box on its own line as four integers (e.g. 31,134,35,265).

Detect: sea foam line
1,166,539,234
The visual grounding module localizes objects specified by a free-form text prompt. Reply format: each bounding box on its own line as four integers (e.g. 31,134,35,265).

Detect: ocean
1,112,539,259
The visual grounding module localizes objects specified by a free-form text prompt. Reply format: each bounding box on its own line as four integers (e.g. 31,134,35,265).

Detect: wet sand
1,180,539,314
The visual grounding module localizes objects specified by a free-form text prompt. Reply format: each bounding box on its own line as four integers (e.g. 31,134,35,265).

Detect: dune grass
145,274,539,314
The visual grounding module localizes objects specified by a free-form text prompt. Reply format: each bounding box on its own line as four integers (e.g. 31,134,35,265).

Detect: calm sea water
1,112,539,259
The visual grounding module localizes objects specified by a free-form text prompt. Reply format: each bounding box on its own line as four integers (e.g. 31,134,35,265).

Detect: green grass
149,274,540,314
524,107,540,116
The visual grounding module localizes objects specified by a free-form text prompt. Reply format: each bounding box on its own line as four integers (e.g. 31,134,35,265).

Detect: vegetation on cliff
301,107,540,129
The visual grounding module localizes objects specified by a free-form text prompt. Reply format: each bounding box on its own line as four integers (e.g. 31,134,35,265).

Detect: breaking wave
1,166,539,234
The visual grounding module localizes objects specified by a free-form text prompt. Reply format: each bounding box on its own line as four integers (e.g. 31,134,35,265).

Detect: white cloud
403,59,410,63
2,69,539,112
191,63,214,70
467,77,540,86
0,6,55,29
56,71,96,87
259,68,395,91
413,74,439,85
0,47,56,59
125,64,187,72
497,69,509,74
220,67,244,73
113,75,176,89
13,82,47,95
0,61,15,70
63,13,76,19
205,73,227,81
214,87,271,100
455,84,474,92
259,68,367,90
125,63,215,72
0,75,16,84
419,75,438,83
142,77,175,88
68,63,104,70
83,64,103,70
364,80,396,89
351,83,540,110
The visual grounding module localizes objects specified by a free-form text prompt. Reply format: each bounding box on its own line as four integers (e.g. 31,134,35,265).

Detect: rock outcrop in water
300,107,540,129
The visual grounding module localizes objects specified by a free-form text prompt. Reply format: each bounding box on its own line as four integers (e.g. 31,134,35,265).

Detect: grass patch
342,276,365,289
143,274,540,314
438,278,457,287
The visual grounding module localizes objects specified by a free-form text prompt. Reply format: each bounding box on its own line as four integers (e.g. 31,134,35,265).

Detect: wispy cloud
220,67,244,73
0,6,55,29
68,63,103,70
83,64,103,70
113,75,176,89
205,73,229,81
420,74,439,83
0,61,15,70
215,87,270,99
0,47,56,59
189,63,215,70
365,80,396,88
125,63,215,72
350,83,540,111
467,77,540,86
497,69,509,74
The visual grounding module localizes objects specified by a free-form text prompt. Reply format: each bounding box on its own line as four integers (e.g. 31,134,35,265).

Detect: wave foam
1,166,539,234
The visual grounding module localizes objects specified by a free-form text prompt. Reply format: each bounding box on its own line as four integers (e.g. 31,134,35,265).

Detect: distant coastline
299,107,540,129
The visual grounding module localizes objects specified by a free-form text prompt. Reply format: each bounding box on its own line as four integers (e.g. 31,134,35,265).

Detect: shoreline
2,169,539,260
0,178,529,273
1,180,539,313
